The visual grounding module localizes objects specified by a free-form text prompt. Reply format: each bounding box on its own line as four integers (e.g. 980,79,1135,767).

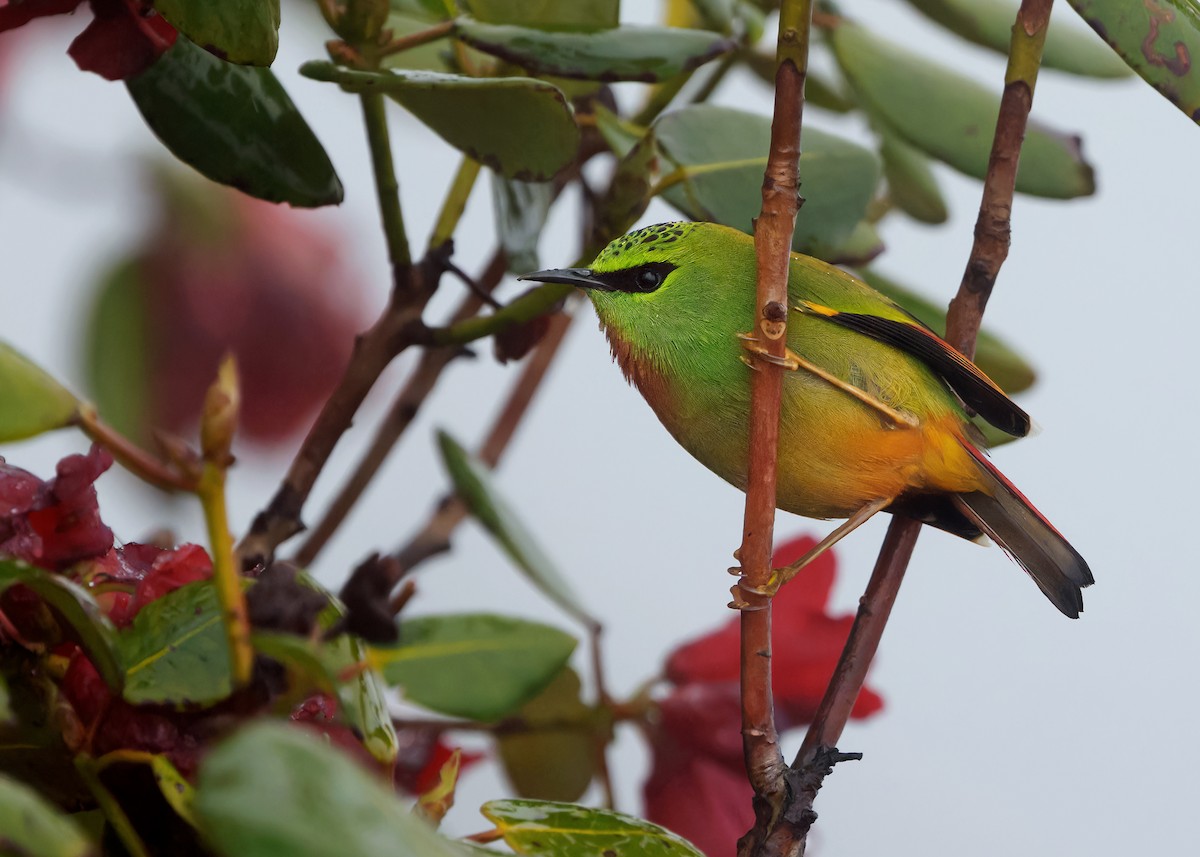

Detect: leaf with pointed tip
301,62,579,181
482,799,705,857
155,0,280,66
1067,0,1200,123
0,560,122,692
462,0,618,30
370,613,576,721
195,723,479,857
127,39,343,207
831,21,1094,199
651,105,880,259
437,432,596,626
0,343,80,441
905,0,1130,78
0,773,96,857
116,580,233,706
455,20,735,82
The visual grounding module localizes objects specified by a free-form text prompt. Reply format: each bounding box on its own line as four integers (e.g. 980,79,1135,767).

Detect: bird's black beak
518,268,611,291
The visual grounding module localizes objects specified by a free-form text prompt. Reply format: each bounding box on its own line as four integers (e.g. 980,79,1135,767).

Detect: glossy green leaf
651,105,880,259
116,580,233,707
437,432,595,626
879,132,948,224
301,62,578,181
906,0,1131,77
82,256,150,444
370,613,576,721
0,560,122,692
462,0,618,30
496,669,594,802
0,343,80,442
127,38,343,207
1068,0,1200,122
483,799,704,857
831,21,1095,199
155,0,280,67
0,773,95,857
253,603,399,765
196,722,478,857
492,174,555,273
455,21,734,81
859,268,1036,395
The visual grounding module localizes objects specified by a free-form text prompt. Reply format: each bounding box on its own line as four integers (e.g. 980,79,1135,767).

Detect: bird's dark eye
635,269,663,292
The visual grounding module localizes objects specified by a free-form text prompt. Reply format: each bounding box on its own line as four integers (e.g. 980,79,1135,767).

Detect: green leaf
436,432,595,626
0,773,95,857
879,132,948,224
94,750,197,828
383,13,457,72
482,799,705,857
127,38,343,207
370,613,576,721
651,105,880,259
0,674,11,726
116,580,233,707
455,21,735,81
301,62,579,181
1067,0,1200,123
496,669,594,802
0,343,80,442
859,268,1036,395
195,722,479,857
491,174,556,273
462,0,618,30
0,560,122,692
155,0,280,67
82,256,150,444
830,20,1095,199
905,0,1131,78
829,220,884,266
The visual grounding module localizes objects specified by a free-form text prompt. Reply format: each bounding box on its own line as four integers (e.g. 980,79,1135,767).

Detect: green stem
75,756,151,857
360,92,412,272
428,156,482,252
199,462,253,687
430,283,572,345
75,405,197,493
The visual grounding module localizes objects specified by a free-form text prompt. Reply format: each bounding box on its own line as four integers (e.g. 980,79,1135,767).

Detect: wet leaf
81,256,150,444
496,669,595,802
370,613,576,721
0,342,80,442
0,559,122,692
879,132,948,224
0,773,95,857
155,0,280,66
482,798,704,857
859,268,1036,395
906,0,1131,77
301,62,578,181
116,580,233,707
492,174,555,273
462,0,618,30
195,722,479,857
831,20,1095,198
127,38,343,207
455,20,734,82
652,105,879,258
1067,0,1200,122
436,432,595,626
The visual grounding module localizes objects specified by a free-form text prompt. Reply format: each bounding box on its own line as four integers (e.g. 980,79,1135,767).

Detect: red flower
643,536,884,857
0,445,114,570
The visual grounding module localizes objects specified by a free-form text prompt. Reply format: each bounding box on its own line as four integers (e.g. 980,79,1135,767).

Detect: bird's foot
727,567,793,611
737,332,802,371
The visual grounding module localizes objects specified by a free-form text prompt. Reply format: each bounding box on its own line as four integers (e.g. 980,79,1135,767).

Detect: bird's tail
952,442,1094,618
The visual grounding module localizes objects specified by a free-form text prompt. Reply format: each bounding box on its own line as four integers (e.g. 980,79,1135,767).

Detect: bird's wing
794,299,1030,438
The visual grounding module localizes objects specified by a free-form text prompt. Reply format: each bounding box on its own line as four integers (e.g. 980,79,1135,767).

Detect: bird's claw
728,573,784,611
737,332,801,371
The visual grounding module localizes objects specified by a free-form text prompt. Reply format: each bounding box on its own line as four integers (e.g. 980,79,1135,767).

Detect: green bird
521,221,1093,617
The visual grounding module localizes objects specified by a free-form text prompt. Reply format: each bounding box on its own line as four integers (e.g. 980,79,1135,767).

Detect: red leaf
0,0,83,33
67,0,175,81
393,727,483,796
130,543,211,613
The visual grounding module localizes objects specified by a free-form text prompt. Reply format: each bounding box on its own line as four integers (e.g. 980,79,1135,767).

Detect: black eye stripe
592,261,677,294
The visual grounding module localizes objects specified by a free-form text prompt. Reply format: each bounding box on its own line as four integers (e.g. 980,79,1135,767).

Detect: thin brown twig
737,2,811,856
781,2,1055,853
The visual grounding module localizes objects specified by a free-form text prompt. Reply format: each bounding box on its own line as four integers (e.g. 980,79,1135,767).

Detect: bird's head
521,221,752,366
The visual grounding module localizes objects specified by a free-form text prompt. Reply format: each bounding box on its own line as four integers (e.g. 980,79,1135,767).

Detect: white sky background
2,1,1198,855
